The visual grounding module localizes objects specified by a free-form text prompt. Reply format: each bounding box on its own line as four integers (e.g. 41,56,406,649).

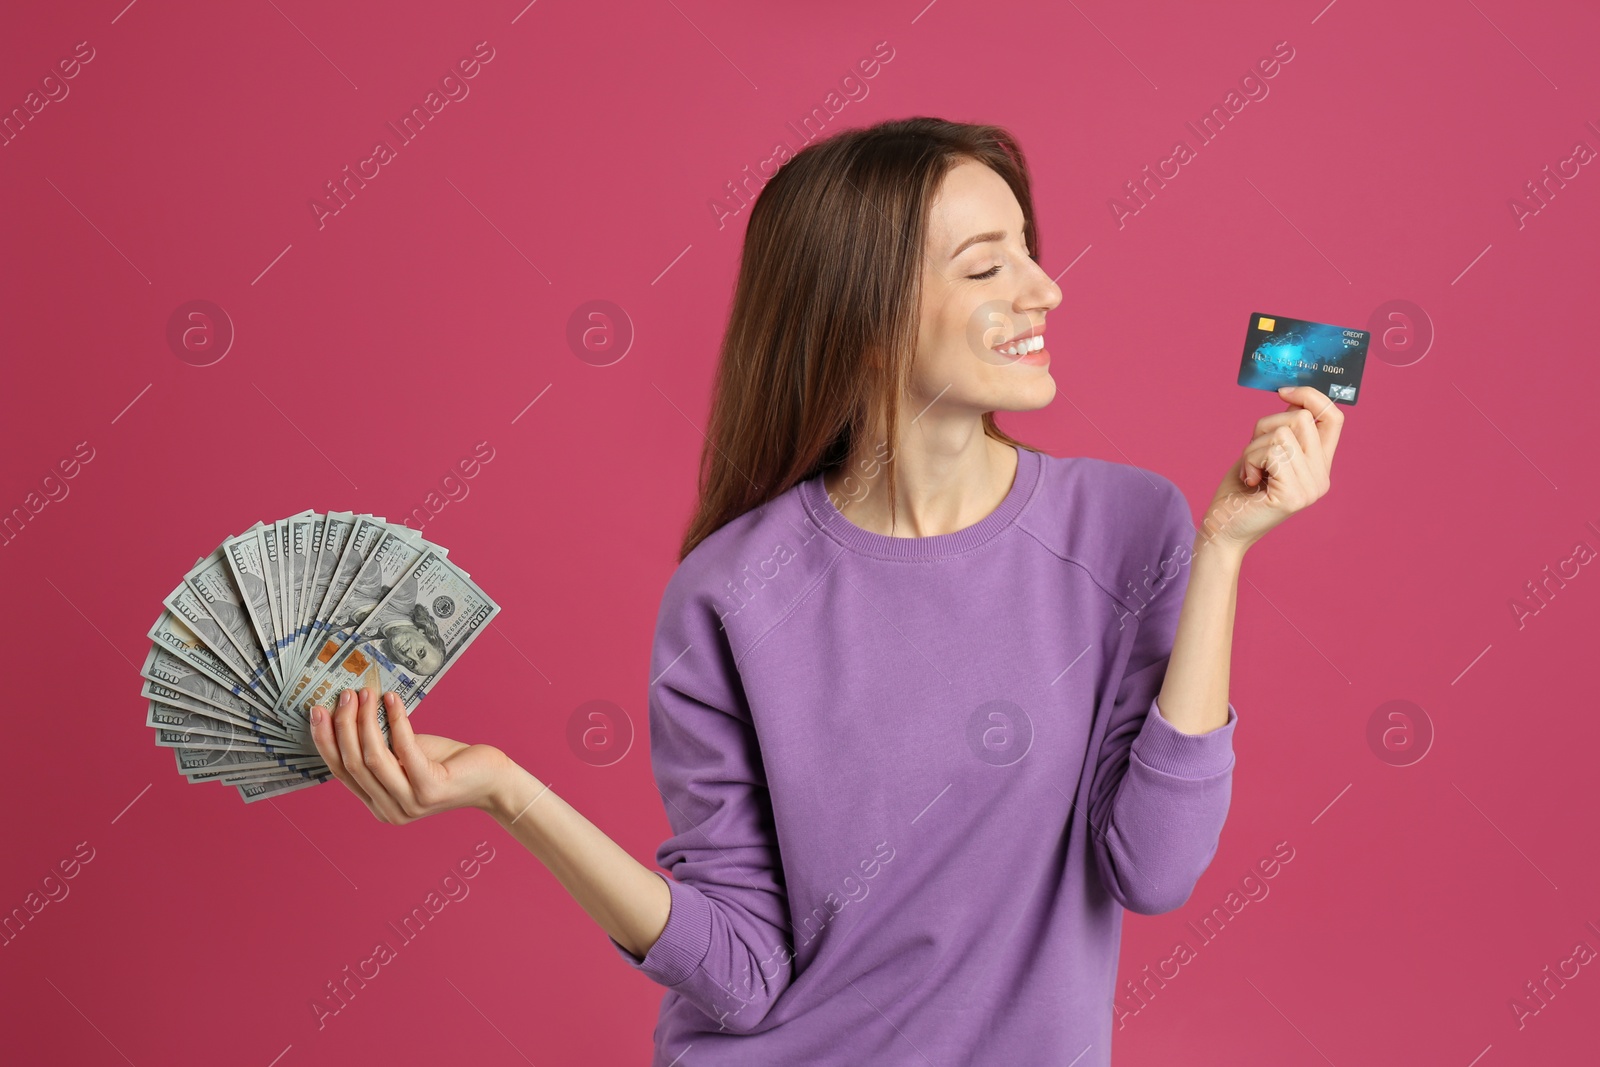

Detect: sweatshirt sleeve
1085,476,1237,916
604,581,795,1035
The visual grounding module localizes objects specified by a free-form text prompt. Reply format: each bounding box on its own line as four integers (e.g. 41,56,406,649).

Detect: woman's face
914,158,1062,420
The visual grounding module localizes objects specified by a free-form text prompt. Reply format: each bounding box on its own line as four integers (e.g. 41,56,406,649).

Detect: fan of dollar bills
142,510,501,804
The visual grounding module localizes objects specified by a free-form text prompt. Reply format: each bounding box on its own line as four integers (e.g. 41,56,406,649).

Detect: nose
1029,259,1063,313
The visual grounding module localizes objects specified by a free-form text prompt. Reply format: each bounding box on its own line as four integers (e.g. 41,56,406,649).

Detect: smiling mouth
993,334,1045,358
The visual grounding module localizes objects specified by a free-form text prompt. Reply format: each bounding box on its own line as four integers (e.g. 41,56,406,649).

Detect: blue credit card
1237,312,1368,405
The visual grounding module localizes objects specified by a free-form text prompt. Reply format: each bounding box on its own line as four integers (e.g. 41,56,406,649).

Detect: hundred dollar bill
319,527,441,640
286,513,367,684
162,573,274,702
154,730,276,753
238,774,333,803
285,511,317,667
144,692,288,744
141,682,290,746
295,515,447,682
263,519,288,674
161,580,258,696
205,763,329,786
302,513,354,632
174,746,326,778
146,613,284,727
174,746,325,782
292,516,389,681
175,745,326,775
287,511,352,680
280,529,443,713
222,524,285,689
150,708,305,756
281,549,500,749
284,542,458,711
217,756,331,783
297,514,325,645
180,547,277,699
138,661,297,744
224,765,326,783
218,763,328,785
144,699,258,743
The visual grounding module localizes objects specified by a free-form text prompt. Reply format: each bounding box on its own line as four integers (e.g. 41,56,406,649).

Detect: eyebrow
950,227,1027,260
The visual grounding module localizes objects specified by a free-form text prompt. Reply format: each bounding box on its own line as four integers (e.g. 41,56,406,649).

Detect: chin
994,372,1056,412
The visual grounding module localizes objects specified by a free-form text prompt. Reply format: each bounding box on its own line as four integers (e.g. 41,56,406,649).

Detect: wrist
482,758,547,824
1192,530,1247,572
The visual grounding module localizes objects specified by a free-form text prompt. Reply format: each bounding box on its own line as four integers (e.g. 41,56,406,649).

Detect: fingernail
338,689,353,707
311,706,323,726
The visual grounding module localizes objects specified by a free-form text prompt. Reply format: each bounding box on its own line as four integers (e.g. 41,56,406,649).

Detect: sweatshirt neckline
799,445,1042,561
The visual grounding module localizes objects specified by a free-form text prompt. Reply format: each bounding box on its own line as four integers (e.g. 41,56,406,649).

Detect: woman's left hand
1200,384,1346,557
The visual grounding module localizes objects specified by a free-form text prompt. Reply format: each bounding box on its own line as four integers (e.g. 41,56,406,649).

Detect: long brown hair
678,116,1044,562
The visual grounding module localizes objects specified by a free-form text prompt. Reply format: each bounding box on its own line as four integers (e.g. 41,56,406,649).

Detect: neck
823,428,1018,539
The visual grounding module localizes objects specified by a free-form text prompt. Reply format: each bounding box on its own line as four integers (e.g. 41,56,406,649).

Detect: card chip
1258,316,1275,331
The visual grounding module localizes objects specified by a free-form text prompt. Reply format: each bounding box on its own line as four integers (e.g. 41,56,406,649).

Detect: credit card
1237,312,1368,405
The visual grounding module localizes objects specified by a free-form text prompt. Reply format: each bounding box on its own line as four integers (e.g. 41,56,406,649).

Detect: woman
308,117,1342,1065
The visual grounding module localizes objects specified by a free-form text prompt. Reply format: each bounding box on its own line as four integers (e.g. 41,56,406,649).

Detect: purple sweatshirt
609,444,1238,1065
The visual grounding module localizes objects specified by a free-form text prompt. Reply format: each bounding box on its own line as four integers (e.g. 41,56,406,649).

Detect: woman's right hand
308,686,512,825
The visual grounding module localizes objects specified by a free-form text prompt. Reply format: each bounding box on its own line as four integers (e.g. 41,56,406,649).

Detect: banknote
222,525,284,689
163,580,274,710
285,511,352,681
278,528,443,713
238,774,333,803
280,547,499,750
146,618,281,725
285,515,388,682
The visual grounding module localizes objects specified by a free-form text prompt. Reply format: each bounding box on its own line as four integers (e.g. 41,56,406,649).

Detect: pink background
3,0,1598,1064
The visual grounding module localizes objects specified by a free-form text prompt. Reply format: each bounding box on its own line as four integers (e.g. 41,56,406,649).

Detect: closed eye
968,248,1034,281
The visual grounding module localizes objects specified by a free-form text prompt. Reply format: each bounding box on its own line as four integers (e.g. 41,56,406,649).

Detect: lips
993,333,1045,358
991,320,1045,356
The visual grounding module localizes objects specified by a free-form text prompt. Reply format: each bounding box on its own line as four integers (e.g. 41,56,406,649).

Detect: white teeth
998,335,1043,356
